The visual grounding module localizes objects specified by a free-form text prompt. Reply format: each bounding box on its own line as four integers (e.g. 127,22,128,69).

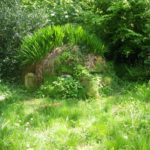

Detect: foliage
22,0,81,25
78,0,150,64
54,48,83,75
40,76,84,99
1,0,149,81
74,65,101,99
115,64,150,81
0,0,150,148
18,24,105,66
0,0,50,80
73,65,91,80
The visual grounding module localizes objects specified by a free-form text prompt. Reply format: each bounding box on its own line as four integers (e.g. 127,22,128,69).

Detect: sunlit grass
0,82,150,150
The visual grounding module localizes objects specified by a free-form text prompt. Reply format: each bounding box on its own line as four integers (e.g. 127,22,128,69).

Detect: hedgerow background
0,0,150,81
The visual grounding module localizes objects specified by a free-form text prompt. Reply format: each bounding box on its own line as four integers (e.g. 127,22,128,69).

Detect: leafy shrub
54,48,83,75
0,0,50,80
18,24,105,66
22,0,81,25
78,0,150,64
73,65,91,80
73,65,101,99
40,76,85,99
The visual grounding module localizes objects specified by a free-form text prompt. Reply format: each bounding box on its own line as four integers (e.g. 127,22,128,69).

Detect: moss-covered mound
18,24,117,99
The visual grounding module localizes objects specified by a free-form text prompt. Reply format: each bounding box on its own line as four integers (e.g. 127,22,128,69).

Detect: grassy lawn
0,82,150,150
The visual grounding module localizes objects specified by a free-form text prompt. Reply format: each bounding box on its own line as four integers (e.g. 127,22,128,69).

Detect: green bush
73,65,91,80
78,0,150,64
18,24,105,66
40,76,85,99
0,0,50,80
22,0,81,25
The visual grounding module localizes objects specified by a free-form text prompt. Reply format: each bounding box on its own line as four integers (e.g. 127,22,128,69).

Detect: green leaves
18,24,105,66
0,0,50,80
40,76,84,99
78,0,150,64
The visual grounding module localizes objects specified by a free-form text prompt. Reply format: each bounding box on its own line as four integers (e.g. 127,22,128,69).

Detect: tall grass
18,24,105,65
0,81,149,149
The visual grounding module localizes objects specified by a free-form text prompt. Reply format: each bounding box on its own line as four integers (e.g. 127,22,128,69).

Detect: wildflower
51,13,55,16
65,15,69,18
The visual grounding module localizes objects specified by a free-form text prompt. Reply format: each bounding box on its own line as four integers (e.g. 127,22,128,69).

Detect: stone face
23,46,107,84
24,73,37,90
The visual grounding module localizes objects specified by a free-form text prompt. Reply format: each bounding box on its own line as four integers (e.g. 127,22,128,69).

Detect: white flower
65,15,69,18
0,95,5,101
51,13,55,16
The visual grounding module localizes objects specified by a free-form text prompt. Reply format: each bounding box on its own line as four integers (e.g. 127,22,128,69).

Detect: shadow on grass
0,81,149,129
0,82,84,128
22,98,82,128
0,83,35,115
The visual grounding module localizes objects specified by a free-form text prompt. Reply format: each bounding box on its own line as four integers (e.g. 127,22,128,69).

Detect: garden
0,0,150,149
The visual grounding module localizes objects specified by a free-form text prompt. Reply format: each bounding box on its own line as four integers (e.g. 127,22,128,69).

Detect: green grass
0,81,150,150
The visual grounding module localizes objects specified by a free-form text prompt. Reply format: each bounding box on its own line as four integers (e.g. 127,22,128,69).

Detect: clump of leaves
79,0,150,64
18,24,105,66
0,0,50,81
40,76,85,99
54,47,83,75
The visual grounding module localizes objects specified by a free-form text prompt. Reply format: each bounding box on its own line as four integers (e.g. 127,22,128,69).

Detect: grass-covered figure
18,24,107,99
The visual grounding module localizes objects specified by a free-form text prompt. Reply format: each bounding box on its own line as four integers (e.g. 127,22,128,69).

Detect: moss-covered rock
24,73,37,90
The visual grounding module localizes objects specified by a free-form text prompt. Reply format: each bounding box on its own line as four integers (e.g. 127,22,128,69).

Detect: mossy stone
25,73,37,90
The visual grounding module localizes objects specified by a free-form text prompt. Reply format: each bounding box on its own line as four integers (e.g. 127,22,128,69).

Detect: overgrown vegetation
0,0,150,149
1,0,149,80
18,24,104,66
0,0,50,80
79,0,150,64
